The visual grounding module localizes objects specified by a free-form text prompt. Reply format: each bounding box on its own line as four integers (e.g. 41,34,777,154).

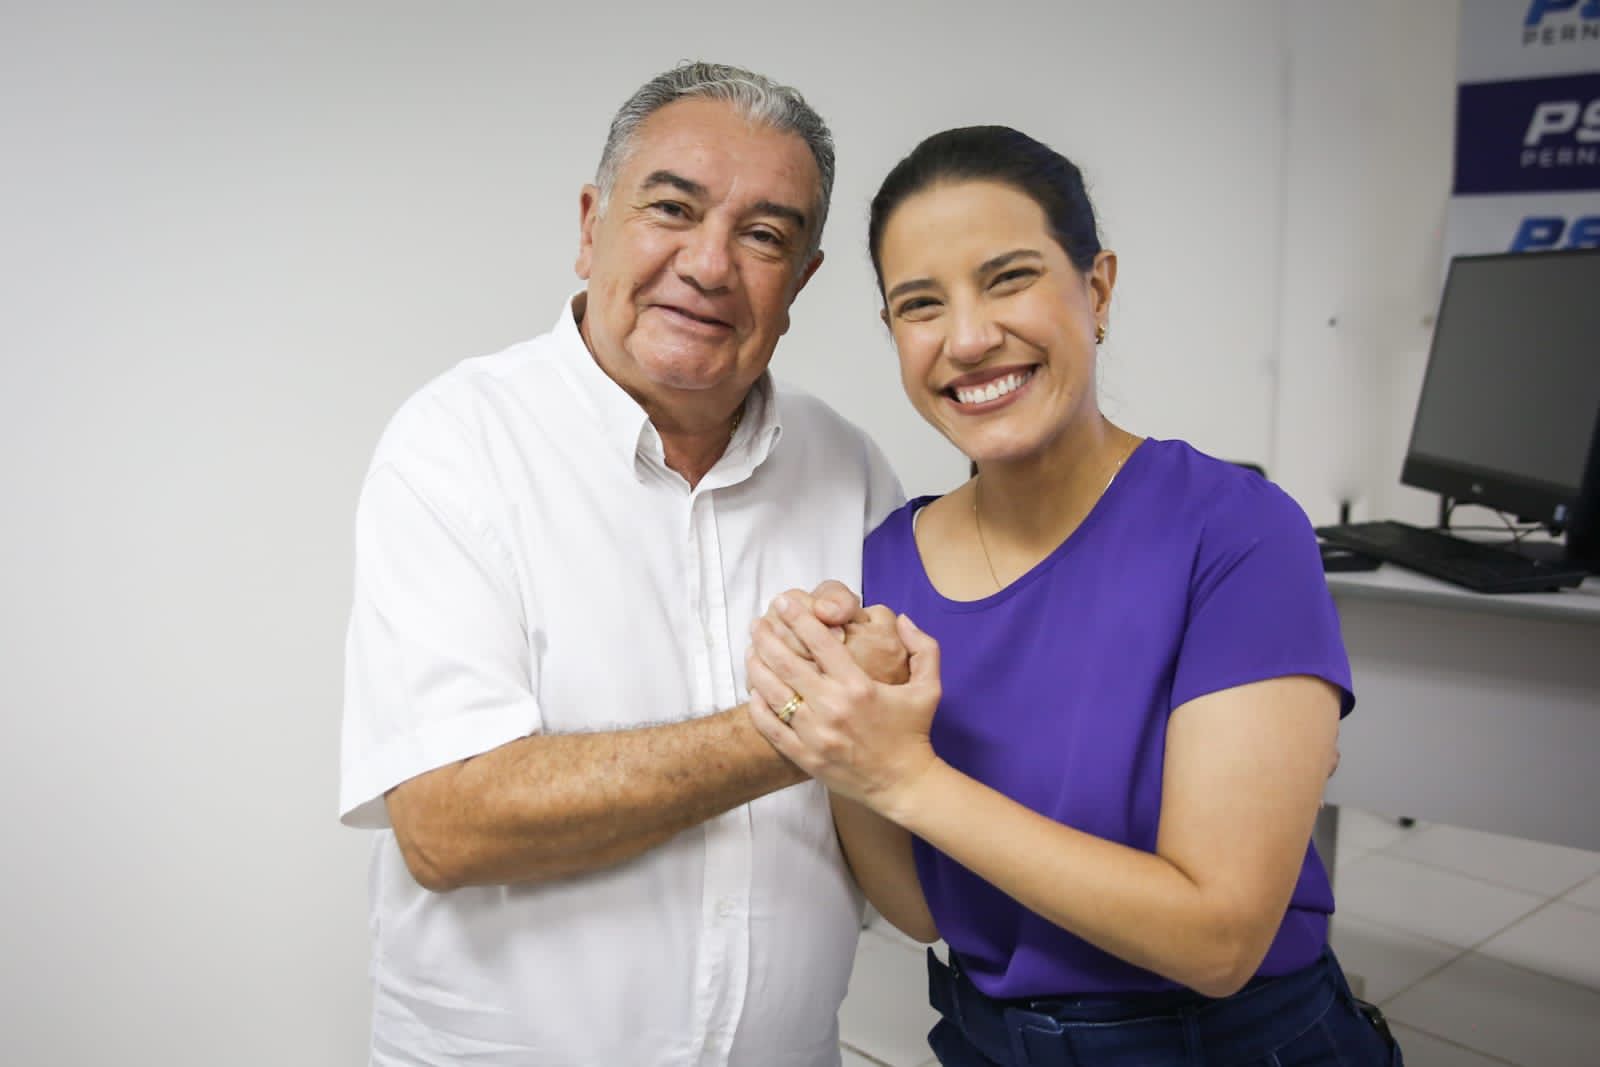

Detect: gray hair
595,61,836,259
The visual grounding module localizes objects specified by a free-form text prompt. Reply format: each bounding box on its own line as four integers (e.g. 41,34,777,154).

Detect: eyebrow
752,199,808,233
640,170,707,199
638,171,809,234
885,248,1043,304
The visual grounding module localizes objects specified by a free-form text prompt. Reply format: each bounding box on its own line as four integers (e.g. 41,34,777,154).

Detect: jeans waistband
927,946,1348,1067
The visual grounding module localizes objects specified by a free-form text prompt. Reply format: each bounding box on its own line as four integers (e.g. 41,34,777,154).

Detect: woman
744,127,1401,1065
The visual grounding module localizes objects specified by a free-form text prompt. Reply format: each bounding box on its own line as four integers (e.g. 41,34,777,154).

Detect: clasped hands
745,581,942,816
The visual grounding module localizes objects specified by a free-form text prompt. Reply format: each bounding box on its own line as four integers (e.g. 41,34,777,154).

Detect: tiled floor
838,807,1600,1066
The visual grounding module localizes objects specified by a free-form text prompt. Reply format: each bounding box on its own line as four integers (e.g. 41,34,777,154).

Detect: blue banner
1454,72,1600,195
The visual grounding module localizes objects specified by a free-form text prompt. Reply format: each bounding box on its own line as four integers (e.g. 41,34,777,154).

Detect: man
340,62,902,1066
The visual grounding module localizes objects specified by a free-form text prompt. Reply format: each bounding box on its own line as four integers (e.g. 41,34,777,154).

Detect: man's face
575,97,824,423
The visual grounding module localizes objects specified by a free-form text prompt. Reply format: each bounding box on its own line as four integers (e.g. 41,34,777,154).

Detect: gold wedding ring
776,693,804,725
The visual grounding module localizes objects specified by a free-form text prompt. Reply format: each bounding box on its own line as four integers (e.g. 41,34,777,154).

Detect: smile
949,368,1035,407
655,304,732,330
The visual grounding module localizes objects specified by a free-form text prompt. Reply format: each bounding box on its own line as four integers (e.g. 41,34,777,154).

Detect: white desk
1320,566,1600,855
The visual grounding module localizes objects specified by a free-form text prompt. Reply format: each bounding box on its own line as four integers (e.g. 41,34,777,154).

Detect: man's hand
809,579,862,630
843,604,910,684
755,582,909,684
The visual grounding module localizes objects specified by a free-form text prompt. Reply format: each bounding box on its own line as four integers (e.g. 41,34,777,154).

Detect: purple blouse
862,439,1354,998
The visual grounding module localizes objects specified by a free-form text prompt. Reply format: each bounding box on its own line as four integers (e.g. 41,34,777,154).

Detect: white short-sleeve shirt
341,295,903,1067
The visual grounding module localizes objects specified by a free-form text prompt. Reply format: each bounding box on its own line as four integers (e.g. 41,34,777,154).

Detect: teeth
955,371,1029,406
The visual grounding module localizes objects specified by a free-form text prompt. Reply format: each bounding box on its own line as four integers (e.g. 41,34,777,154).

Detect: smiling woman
876,178,1115,484
744,125,1406,1067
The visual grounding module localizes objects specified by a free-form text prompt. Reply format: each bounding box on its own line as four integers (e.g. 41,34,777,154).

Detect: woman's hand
746,597,941,816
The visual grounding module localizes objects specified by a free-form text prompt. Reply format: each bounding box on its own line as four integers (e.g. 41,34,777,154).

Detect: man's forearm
386,705,806,890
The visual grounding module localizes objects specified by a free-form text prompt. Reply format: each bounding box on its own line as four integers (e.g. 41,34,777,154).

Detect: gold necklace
972,439,1136,591
972,478,1005,591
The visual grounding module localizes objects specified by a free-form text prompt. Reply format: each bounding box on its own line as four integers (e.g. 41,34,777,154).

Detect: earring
1094,323,1107,344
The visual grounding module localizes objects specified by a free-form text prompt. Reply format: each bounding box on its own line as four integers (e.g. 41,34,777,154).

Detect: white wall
1272,0,1459,523
0,2,1456,1063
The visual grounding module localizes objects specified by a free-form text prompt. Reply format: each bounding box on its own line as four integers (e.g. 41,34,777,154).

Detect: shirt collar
551,291,783,482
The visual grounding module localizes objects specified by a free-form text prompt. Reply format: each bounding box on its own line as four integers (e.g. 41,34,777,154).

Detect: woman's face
877,179,1115,466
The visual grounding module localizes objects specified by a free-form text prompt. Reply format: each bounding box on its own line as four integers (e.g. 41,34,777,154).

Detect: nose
945,300,1004,365
675,221,735,293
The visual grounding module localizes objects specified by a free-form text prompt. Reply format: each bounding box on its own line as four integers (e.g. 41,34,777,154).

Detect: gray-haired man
340,62,902,1065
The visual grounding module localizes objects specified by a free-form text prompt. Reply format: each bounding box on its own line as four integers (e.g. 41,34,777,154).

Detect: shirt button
716,897,738,919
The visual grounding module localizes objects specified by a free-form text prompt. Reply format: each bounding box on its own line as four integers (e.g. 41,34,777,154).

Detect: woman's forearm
886,762,1293,997
831,793,940,943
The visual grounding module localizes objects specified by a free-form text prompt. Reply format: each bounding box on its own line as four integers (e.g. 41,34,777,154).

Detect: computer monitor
1401,248,1600,568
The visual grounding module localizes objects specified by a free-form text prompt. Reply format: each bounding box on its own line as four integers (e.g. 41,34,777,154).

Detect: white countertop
1326,564,1600,625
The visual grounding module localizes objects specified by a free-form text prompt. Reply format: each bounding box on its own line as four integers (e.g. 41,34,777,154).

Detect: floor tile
1335,853,1543,949
1386,951,1600,1067
840,1046,889,1067
839,928,938,1067
1479,902,1600,992
1564,873,1600,912
1382,822,1600,896
1386,1023,1514,1067
1327,914,1460,1004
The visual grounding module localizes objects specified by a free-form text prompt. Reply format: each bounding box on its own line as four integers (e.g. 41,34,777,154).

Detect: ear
777,250,826,336
795,249,825,297
575,184,602,280
1087,249,1118,319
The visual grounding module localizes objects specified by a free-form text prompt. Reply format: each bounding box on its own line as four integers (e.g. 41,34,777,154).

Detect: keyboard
1315,520,1591,594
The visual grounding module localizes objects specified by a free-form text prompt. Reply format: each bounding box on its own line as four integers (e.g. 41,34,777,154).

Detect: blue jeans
926,945,1402,1066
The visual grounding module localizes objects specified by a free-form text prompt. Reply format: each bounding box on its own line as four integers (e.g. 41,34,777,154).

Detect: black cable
1449,524,1541,534
1446,505,1555,550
